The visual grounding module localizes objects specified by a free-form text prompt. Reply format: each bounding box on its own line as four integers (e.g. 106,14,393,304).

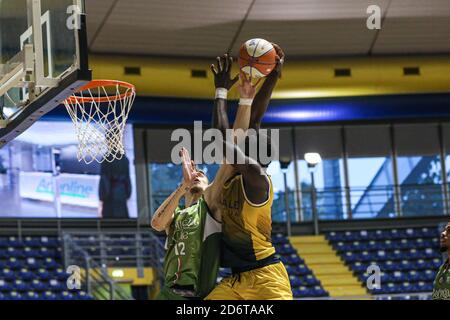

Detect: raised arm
151,149,195,232
211,54,238,132
150,184,187,232
204,55,257,212
250,43,285,130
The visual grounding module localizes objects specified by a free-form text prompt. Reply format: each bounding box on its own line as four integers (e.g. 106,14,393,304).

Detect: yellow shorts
205,262,293,300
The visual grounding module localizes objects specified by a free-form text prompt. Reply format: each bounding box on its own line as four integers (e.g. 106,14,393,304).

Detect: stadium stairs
290,235,368,297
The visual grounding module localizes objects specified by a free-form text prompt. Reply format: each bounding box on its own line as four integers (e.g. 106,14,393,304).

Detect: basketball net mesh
63,81,135,164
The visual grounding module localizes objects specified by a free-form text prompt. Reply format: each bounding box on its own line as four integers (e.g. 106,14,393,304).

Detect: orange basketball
238,38,277,78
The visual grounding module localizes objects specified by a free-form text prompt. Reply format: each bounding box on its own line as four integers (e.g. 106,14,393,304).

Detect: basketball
238,38,277,78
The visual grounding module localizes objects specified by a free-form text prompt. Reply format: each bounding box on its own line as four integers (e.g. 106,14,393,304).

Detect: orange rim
65,80,135,104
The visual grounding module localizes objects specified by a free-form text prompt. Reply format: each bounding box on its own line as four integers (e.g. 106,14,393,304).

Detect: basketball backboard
0,0,91,147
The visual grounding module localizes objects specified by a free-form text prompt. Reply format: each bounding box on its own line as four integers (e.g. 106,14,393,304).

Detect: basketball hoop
63,80,136,164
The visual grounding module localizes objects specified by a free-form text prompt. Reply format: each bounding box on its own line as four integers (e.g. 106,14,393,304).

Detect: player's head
189,169,209,194
440,223,450,253
243,130,273,169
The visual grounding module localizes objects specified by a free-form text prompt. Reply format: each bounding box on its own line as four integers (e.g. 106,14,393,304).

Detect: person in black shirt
98,155,132,218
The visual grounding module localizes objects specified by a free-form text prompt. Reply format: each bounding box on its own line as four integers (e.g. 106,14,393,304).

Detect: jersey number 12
174,242,185,256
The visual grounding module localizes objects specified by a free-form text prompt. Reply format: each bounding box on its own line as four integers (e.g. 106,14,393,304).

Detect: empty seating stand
326,227,442,297
0,236,92,300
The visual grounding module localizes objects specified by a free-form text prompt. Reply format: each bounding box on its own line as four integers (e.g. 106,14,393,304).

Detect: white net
63,80,136,164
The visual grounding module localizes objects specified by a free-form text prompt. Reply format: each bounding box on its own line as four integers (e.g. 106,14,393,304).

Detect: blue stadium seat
272,234,288,244
13,280,30,291
8,291,23,300
289,275,302,287
311,286,328,297
422,269,436,281
286,254,302,265
24,247,40,258
31,279,48,291
37,268,52,280
304,274,320,286
7,247,24,258
43,258,59,269
41,291,56,300
23,237,41,247
6,257,24,269
18,268,34,281
25,291,40,300
57,291,75,300
49,279,66,291
0,280,12,291
25,257,42,270
7,237,22,248
75,291,93,300
39,237,59,248
0,268,15,281
54,268,70,281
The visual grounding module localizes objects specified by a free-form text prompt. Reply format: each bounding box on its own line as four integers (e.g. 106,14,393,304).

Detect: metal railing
62,230,165,288
62,233,133,300
271,184,446,222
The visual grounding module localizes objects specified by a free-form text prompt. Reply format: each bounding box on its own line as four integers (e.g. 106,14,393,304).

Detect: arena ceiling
86,0,450,58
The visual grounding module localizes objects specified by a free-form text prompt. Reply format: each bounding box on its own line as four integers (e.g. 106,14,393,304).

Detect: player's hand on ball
271,43,285,77
210,54,239,90
238,71,257,100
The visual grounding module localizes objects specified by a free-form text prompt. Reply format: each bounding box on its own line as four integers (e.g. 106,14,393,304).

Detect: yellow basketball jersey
220,174,276,269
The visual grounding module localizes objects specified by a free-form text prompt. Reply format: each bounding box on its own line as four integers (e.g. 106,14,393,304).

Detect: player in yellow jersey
206,44,293,300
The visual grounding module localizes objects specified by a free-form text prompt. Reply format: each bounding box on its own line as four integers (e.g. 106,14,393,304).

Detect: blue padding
44,93,450,125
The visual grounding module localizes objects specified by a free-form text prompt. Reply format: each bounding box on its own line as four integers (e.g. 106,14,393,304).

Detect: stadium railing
62,233,138,300
62,230,165,287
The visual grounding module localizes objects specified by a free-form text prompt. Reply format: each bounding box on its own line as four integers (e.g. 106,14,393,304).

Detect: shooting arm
250,71,279,130
151,184,186,232
250,44,284,130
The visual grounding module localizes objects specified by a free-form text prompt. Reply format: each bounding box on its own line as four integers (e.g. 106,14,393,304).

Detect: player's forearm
151,184,185,231
212,98,230,135
232,102,251,132
250,72,279,129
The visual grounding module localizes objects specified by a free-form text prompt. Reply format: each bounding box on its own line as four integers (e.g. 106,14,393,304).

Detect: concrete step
319,274,362,286
301,254,342,264
290,235,326,244
326,285,368,297
292,244,335,254
308,263,350,275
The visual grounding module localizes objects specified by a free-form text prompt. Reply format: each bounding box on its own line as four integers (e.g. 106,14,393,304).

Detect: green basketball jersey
163,196,221,298
432,259,450,300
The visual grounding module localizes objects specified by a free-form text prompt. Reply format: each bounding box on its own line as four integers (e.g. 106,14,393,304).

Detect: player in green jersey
432,222,450,300
152,148,221,300
151,54,257,300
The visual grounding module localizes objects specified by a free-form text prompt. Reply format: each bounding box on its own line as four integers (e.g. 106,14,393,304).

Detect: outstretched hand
237,71,257,100
210,53,239,90
179,148,196,190
271,43,285,77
